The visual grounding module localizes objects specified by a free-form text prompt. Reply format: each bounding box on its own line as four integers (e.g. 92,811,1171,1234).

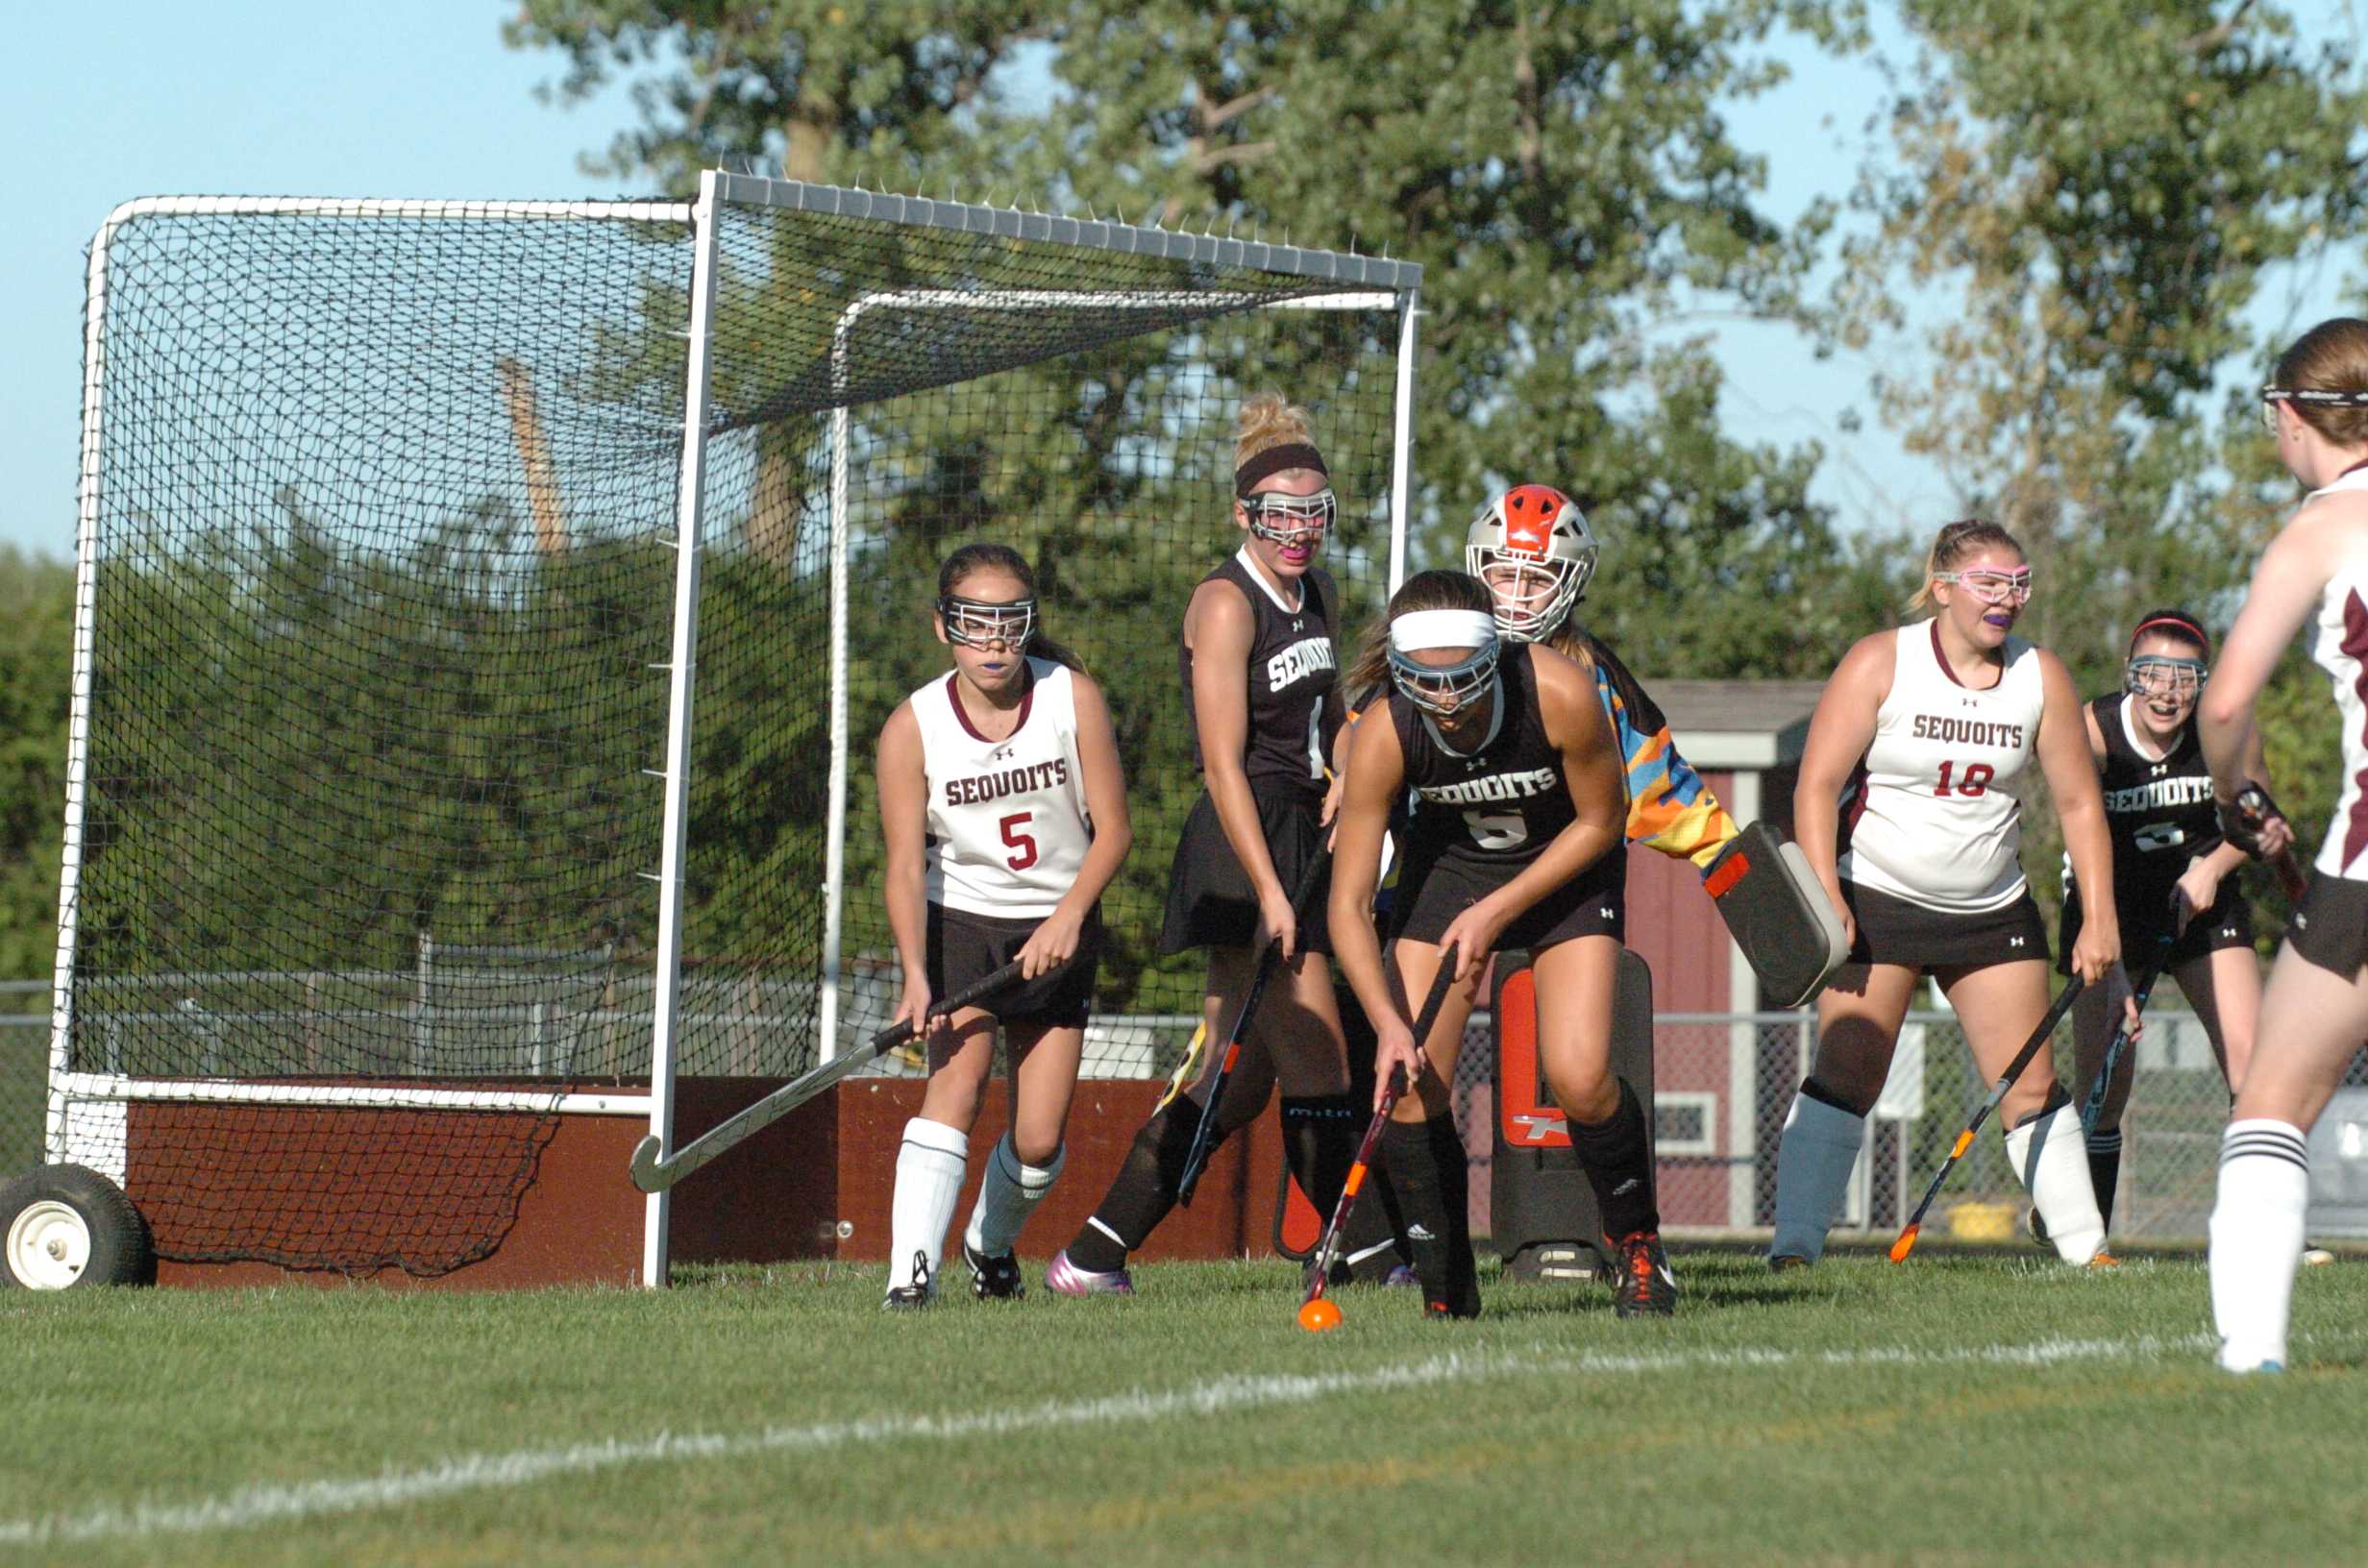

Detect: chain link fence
13,965,2365,1246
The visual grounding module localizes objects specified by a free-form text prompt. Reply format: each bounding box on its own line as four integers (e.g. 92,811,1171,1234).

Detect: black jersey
1392,646,1576,873
1179,548,1339,797
2090,692,2223,896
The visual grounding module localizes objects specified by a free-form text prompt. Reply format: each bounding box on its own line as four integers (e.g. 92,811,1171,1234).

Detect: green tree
0,550,74,981
507,1,1889,678
1829,0,2368,918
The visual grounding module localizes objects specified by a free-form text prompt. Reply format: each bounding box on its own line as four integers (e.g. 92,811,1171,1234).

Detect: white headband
1390,609,1498,654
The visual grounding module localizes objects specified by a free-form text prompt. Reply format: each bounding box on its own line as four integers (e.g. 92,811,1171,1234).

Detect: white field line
0,1331,2257,1545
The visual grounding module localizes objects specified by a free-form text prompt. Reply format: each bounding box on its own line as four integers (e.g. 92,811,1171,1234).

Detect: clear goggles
1245,488,1337,545
938,594,1037,650
2125,654,2205,699
1934,567,2034,606
1388,641,1502,717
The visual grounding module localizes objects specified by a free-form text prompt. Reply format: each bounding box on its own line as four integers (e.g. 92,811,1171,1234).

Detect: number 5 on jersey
999,811,1037,870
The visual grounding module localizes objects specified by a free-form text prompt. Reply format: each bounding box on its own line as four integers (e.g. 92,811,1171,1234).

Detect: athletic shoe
2085,1248,2120,1269
2303,1246,2336,1267
1044,1248,1134,1297
1382,1263,1419,1288
1610,1230,1677,1318
883,1250,934,1310
964,1240,1025,1302
1766,1254,1812,1273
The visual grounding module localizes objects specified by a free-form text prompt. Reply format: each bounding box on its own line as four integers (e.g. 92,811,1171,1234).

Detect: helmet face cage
1465,486,1597,642
1388,641,1503,717
2125,654,2205,701
939,595,1038,651
1245,487,1337,547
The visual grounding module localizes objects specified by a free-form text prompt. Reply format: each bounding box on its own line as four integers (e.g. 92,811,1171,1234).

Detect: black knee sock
1569,1077,1657,1241
1066,1090,1265,1273
1280,1093,1360,1215
1379,1114,1477,1316
2087,1128,2124,1232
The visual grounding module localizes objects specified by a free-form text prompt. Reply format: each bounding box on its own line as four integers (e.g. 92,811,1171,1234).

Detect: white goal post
52,170,1423,1289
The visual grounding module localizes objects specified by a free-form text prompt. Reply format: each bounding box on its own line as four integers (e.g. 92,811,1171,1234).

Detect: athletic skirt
1384,844,1626,956
1159,782,1332,955
2057,880,2253,979
1840,880,2048,970
2287,869,2368,981
925,901,1100,1030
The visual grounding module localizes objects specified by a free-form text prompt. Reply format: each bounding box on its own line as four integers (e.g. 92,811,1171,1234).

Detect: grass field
5,1246,2364,1566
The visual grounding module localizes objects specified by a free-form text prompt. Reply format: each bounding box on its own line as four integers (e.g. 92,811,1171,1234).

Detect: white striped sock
2210,1119,2310,1371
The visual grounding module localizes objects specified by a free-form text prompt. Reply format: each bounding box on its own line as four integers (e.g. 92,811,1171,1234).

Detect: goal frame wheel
0,1164,155,1289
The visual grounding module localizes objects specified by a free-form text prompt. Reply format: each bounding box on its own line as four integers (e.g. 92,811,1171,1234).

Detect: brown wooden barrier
135,1077,1287,1289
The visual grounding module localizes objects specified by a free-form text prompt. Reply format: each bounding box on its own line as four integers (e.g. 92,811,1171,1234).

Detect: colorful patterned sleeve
1577,632,1739,871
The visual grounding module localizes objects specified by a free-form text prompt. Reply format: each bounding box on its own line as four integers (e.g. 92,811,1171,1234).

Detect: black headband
1235,442,1329,498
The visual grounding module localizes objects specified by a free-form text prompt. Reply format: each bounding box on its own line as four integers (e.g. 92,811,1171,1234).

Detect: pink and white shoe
1045,1248,1134,1297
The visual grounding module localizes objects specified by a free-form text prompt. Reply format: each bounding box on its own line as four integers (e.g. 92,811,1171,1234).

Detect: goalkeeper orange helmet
1465,484,1597,642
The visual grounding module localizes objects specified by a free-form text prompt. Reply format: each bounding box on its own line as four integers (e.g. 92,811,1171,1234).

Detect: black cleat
1610,1230,1677,1318
1766,1253,1812,1274
964,1240,1025,1301
883,1250,934,1310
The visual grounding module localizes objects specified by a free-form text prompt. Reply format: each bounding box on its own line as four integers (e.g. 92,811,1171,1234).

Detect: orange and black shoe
1609,1230,1677,1319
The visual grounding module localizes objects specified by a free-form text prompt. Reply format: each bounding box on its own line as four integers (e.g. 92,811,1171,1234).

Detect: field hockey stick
1176,847,1331,1207
1888,973,2086,1263
2231,784,2308,901
1300,956,1465,1310
2080,925,2174,1139
628,959,1025,1193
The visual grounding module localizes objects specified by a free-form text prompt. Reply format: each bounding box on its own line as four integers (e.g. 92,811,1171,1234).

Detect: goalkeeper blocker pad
1703,821,1847,1009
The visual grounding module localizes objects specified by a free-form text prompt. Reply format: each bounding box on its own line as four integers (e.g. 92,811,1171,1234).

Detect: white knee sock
887,1117,969,1295
2209,1119,2310,1372
964,1135,1064,1259
2004,1101,2105,1264
1770,1090,1864,1263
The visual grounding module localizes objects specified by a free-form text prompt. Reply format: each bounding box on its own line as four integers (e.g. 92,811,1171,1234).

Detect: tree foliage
509,0,1889,676
1830,0,2368,921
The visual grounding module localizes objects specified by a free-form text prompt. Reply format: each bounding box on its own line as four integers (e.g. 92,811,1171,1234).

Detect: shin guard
1380,1115,1478,1317
1769,1083,1864,1264
2005,1098,2104,1264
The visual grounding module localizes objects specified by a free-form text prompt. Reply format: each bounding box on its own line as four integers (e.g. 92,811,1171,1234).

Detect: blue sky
0,4,2344,563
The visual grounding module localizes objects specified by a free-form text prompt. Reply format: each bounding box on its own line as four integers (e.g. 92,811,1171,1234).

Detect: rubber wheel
0,1164,155,1289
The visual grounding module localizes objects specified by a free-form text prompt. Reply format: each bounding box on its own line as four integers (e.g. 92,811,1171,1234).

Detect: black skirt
1159,783,1332,955
2287,868,2368,981
926,902,1101,1030
1841,881,2049,970
1384,844,1626,956
2057,880,2254,978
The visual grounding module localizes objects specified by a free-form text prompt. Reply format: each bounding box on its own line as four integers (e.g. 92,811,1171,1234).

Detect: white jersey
2306,465,2368,880
911,659,1094,919
1838,620,2046,914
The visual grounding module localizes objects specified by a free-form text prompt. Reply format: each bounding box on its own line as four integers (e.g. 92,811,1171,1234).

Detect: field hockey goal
37,173,1419,1288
